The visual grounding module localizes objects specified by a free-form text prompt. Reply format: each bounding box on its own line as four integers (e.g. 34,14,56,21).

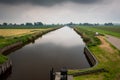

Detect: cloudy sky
0,0,120,24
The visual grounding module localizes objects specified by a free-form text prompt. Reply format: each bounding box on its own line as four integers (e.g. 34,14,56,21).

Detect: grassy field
69,26,120,80
0,28,57,48
78,26,120,38
0,27,59,64
0,29,49,37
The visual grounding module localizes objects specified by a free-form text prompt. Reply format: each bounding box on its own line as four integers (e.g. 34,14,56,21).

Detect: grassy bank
69,26,120,80
0,27,60,64
78,26,120,38
0,54,8,64
0,28,58,48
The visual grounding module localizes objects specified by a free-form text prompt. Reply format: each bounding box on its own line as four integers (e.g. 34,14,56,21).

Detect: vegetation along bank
69,26,120,80
0,26,61,76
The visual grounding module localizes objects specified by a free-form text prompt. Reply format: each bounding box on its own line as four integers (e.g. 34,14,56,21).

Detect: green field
0,28,58,48
0,27,59,64
69,26,120,80
77,26,120,38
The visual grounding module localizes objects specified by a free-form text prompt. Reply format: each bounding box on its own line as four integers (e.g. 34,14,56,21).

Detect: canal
7,26,90,80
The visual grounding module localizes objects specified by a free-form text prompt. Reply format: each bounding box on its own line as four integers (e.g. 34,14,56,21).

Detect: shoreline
0,27,61,77
0,27,61,55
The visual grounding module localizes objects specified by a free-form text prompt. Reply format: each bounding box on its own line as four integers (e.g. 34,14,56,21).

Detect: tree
20,24,24,26
9,23,13,26
34,22,43,26
3,22,7,26
94,23,99,26
104,23,113,26
26,23,33,26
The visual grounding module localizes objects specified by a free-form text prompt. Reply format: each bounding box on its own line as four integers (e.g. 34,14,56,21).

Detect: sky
0,0,120,24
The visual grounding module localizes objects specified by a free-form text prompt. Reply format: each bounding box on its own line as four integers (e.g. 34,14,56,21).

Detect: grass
78,26,120,38
0,28,58,48
0,54,8,64
69,26,120,80
0,29,49,37
74,27,101,47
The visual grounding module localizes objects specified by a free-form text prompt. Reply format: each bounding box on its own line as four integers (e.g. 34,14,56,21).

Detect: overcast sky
0,0,120,24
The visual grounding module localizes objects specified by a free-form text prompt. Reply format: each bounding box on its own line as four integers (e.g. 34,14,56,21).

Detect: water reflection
7,26,90,80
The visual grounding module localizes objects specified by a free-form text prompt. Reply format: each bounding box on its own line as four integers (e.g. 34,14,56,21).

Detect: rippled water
7,26,90,80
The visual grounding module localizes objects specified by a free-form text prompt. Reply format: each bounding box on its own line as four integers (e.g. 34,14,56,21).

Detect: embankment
73,28,97,66
0,27,61,55
0,59,12,78
0,27,61,77
69,28,105,76
84,47,97,67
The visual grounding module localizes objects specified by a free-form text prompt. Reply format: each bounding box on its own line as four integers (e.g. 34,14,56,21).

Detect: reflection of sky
8,26,89,80
35,27,85,48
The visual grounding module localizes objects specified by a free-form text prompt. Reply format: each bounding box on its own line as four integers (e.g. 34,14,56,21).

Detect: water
7,27,90,80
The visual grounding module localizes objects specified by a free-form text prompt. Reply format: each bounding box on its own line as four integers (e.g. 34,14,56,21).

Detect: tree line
0,22,44,26
66,22,114,26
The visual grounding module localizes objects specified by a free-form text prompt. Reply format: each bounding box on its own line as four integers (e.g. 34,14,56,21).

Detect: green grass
0,27,59,48
78,26,120,38
69,26,120,80
0,27,60,64
74,27,101,47
0,54,8,64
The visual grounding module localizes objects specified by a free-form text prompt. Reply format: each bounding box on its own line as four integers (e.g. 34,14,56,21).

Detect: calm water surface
7,27,90,80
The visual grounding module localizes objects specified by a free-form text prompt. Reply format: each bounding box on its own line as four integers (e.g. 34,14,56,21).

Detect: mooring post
60,68,68,80
50,68,55,80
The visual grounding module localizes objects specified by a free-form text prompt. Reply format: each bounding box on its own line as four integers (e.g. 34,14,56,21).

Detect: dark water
7,27,90,80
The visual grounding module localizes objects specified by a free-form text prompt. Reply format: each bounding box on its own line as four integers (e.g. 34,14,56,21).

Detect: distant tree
83,23,94,26
104,23,113,26
13,23,17,26
79,23,82,26
66,22,74,26
20,24,24,26
94,23,99,26
3,22,7,26
9,23,13,26
26,23,33,26
34,22,43,26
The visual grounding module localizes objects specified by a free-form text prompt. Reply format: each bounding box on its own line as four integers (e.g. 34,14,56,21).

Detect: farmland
78,26,120,38
0,29,49,37
0,27,59,48
69,26,120,80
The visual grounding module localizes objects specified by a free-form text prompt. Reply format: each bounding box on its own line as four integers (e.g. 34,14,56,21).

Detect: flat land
79,26,120,38
69,26,120,80
0,29,46,37
0,28,54,48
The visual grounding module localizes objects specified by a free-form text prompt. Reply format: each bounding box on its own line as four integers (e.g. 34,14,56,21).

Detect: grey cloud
0,0,101,6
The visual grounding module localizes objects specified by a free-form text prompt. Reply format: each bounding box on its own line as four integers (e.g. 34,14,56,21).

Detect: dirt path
97,36,115,53
105,35,120,50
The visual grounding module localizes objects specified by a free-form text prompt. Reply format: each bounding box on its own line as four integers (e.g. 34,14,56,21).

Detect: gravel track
105,35,120,50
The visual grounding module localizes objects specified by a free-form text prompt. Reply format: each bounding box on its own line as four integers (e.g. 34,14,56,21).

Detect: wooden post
50,68,55,80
